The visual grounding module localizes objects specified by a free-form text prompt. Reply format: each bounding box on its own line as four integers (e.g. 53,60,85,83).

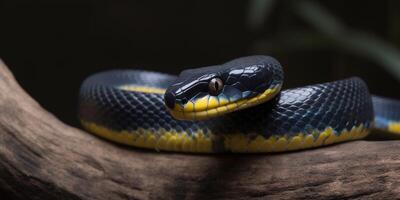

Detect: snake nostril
164,92,176,109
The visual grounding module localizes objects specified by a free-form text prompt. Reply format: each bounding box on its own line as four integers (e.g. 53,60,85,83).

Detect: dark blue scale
79,69,374,152
79,70,211,135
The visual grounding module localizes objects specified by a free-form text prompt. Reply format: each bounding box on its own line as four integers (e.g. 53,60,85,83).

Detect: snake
78,55,400,153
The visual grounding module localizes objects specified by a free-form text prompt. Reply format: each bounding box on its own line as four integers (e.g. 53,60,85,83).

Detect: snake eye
209,77,224,96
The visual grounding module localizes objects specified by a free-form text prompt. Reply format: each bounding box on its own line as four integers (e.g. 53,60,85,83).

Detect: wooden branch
0,59,400,200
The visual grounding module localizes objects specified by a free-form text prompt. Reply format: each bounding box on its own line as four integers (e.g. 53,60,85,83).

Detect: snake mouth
169,84,282,120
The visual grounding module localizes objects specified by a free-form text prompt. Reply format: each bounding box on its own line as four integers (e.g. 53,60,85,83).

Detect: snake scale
78,55,400,153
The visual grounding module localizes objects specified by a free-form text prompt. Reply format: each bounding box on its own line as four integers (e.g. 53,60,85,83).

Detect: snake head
164,55,284,120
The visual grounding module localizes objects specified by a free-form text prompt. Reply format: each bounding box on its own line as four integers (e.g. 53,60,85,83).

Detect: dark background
1,1,400,128
1,1,400,199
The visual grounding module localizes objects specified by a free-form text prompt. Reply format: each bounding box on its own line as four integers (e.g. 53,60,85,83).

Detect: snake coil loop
79,56,400,153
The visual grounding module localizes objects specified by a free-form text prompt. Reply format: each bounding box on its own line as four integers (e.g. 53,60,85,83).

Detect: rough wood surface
1,59,400,200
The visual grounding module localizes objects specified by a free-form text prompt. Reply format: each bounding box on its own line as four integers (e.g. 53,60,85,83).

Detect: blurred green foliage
248,0,400,81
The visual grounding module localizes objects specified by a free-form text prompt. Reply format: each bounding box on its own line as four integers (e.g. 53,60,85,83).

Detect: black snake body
78,56,399,153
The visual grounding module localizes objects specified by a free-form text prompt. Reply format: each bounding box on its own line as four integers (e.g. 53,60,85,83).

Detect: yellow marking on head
183,101,194,112
169,84,281,120
388,122,400,134
216,106,228,113
208,96,219,109
235,98,247,107
194,110,208,120
119,85,166,94
206,108,219,117
219,98,229,106
174,103,184,112
172,109,185,119
194,96,209,111
225,102,238,111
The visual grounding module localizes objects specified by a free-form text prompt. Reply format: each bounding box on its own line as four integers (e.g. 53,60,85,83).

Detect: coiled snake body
79,56,400,153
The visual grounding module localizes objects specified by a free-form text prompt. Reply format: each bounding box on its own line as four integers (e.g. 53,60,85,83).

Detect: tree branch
0,59,399,200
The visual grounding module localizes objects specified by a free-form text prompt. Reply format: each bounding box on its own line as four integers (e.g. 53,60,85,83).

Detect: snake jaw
164,55,284,121
168,84,282,120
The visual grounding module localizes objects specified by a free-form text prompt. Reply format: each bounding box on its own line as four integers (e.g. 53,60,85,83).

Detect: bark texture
0,59,400,200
